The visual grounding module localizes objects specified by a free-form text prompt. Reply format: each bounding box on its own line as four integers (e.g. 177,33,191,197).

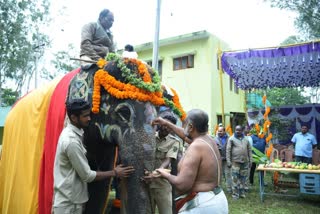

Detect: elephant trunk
120,127,156,214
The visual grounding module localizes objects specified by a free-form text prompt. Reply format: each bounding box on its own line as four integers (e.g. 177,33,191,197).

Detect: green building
134,30,246,133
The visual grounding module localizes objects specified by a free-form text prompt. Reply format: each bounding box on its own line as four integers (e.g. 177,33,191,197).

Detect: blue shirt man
291,125,317,164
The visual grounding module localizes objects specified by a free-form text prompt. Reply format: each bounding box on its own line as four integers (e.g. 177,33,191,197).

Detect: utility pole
33,43,45,89
152,0,161,71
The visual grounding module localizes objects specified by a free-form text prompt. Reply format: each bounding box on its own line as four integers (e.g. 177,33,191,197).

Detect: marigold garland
266,143,273,158
91,57,186,120
170,87,187,120
106,53,160,92
226,125,233,136
213,125,218,135
255,124,261,134
266,133,273,143
262,95,267,105
97,58,107,68
263,106,271,120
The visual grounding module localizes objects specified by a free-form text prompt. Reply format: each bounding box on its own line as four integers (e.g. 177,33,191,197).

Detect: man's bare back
177,134,221,195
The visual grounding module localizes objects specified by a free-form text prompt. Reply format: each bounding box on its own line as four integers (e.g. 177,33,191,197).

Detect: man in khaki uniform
149,111,182,214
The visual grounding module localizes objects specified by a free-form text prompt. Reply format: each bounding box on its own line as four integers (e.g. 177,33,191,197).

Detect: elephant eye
117,107,131,121
115,103,134,123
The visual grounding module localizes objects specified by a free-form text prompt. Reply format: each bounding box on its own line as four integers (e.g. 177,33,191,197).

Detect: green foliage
106,53,161,92
0,0,50,98
252,147,269,164
268,113,294,144
264,0,320,39
280,35,305,46
48,44,80,80
0,88,18,106
256,88,310,107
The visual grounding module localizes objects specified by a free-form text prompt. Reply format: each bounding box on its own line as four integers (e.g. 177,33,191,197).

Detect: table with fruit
256,160,320,202
258,160,320,173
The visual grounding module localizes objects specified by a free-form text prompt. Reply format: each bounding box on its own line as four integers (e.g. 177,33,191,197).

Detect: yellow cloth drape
0,77,62,214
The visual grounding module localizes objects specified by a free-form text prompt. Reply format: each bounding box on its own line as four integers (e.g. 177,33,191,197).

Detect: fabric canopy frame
221,41,320,90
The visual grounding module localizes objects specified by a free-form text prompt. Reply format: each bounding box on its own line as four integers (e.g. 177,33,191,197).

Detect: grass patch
226,173,320,214
106,173,320,213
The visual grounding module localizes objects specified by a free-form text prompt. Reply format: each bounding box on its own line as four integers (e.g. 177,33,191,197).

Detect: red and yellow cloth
0,69,80,214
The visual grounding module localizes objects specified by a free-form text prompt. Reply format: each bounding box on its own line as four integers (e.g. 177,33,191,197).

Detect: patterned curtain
221,41,320,89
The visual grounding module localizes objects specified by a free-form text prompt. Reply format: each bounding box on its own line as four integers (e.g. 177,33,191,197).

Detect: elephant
66,54,186,213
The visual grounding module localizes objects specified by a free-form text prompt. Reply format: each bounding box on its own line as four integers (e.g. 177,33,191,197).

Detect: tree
47,44,80,80
256,87,310,107
264,0,320,39
0,0,50,105
280,35,305,46
0,88,18,106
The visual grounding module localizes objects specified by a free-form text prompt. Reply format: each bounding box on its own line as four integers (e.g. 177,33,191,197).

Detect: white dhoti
178,190,228,214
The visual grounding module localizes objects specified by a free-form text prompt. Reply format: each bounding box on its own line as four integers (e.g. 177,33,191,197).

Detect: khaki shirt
226,134,252,164
53,124,96,207
150,133,181,188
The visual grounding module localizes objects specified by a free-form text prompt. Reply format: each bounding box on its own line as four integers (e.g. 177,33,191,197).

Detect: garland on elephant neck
92,54,187,120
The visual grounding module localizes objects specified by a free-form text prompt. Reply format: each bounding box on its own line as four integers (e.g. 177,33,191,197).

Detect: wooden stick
69,57,97,64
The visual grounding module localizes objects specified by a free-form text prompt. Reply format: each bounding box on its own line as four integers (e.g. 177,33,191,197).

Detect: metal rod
152,0,161,71
218,45,225,126
69,58,97,63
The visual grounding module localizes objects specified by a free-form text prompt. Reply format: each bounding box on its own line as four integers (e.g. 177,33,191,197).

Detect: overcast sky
49,0,298,53
22,0,299,93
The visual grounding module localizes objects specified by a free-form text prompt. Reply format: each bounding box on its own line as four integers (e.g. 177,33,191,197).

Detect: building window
146,60,163,76
217,115,223,125
173,54,194,70
229,76,233,91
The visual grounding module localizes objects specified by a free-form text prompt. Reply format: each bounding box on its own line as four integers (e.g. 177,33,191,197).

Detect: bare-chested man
153,109,228,213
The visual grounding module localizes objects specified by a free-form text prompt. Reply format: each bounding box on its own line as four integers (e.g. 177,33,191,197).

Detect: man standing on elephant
153,109,228,213
149,111,182,214
53,99,134,214
80,8,115,64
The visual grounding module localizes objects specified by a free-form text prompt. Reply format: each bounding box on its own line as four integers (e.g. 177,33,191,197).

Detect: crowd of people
51,8,319,214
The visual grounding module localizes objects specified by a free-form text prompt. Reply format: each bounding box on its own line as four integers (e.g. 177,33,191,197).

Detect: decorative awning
221,41,320,90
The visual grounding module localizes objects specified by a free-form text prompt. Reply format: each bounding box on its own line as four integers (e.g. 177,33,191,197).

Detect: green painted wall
137,31,245,133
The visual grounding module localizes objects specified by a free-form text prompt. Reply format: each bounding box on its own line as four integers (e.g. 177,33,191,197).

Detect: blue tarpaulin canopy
221,41,320,90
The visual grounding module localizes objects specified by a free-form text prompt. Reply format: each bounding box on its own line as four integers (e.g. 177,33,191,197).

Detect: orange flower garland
262,95,267,105
263,106,271,120
255,124,261,134
170,87,187,120
226,125,233,136
266,133,273,143
97,58,107,68
263,120,271,133
213,125,218,135
91,67,186,120
266,143,273,158
92,69,164,107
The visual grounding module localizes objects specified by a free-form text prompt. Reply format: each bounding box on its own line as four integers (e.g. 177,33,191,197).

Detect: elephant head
66,54,186,214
